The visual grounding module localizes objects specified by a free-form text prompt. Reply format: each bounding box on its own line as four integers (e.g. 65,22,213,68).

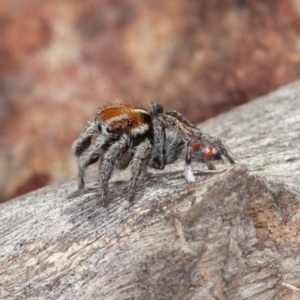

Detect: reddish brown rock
1,0,300,202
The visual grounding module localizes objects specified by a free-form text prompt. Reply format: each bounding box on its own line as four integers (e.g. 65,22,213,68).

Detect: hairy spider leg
166,110,198,129
72,121,99,157
126,138,152,206
98,134,130,207
149,103,166,170
98,134,152,207
72,121,102,189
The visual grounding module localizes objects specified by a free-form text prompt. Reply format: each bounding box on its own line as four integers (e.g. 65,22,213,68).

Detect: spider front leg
72,121,102,189
98,134,130,207
72,121,99,156
76,149,102,189
126,138,152,207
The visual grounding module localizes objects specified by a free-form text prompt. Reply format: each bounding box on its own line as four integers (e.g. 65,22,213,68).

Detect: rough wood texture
1,81,300,299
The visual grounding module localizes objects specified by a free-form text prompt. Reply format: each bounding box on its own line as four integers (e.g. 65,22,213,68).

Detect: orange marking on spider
192,143,200,152
200,145,215,157
192,142,215,157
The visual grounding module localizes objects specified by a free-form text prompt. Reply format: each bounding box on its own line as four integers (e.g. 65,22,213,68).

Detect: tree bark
1,81,300,299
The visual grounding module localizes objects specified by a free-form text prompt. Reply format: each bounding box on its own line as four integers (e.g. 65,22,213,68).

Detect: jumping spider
72,103,234,207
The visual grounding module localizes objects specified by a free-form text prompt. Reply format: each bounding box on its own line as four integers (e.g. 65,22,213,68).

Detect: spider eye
98,123,102,132
127,120,133,126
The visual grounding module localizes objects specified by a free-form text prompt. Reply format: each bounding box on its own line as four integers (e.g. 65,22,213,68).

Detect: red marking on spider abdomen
192,143,200,152
200,145,214,157
192,142,215,157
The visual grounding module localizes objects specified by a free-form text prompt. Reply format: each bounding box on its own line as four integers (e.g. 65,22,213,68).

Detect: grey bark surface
1,81,300,299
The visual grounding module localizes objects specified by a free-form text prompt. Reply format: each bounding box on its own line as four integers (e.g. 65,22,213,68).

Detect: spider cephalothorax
72,103,234,207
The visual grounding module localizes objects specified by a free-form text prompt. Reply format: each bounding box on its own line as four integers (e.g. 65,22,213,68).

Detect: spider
72,103,234,207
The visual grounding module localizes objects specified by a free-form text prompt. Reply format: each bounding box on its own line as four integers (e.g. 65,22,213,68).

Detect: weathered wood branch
1,81,300,299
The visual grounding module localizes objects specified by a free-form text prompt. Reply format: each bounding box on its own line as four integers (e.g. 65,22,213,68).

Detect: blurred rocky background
1,0,300,202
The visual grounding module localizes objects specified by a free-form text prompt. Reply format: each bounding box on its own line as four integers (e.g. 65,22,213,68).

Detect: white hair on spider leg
185,164,195,183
